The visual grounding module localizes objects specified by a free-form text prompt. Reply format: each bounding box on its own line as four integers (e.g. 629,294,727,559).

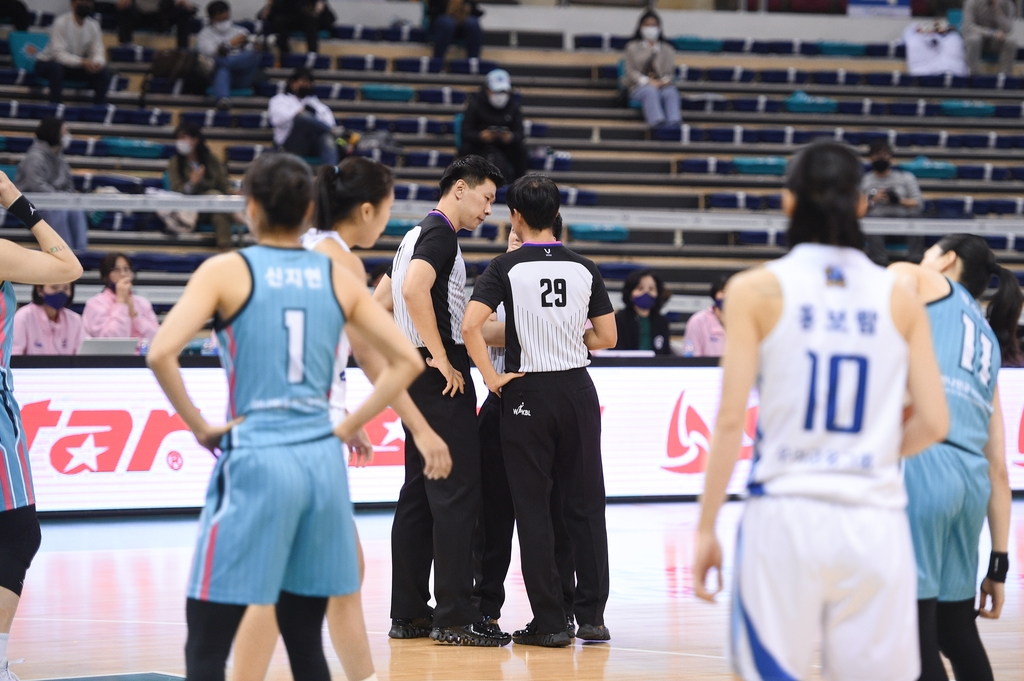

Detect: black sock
276,590,331,681
936,599,993,681
917,599,947,681
184,598,247,681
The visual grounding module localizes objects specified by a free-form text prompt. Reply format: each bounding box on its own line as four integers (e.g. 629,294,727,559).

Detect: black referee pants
502,368,609,634
391,346,482,629
475,392,576,621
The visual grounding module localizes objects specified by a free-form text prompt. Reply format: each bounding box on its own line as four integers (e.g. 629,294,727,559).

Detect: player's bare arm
980,386,1010,619
332,263,425,444
482,312,505,348
315,241,452,480
402,259,464,396
583,312,617,351
890,281,948,456
694,268,780,602
147,253,249,451
372,273,394,313
463,300,523,395
0,171,83,284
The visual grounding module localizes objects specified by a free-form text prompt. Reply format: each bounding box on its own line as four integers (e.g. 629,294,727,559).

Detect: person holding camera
459,69,528,182
196,1,262,110
862,139,923,265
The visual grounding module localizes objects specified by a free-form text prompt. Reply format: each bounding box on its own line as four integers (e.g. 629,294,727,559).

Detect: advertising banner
12,366,1024,513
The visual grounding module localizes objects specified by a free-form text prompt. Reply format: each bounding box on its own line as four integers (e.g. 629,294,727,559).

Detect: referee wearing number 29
463,175,617,647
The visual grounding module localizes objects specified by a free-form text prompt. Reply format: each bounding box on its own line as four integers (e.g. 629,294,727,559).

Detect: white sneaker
0,660,21,681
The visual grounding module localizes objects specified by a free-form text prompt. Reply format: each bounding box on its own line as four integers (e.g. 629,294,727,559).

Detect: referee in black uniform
373,156,509,646
463,175,618,647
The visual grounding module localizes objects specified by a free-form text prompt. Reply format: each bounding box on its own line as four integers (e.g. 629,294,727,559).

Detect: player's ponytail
785,141,865,250
313,156,394,233
937,233,1023,366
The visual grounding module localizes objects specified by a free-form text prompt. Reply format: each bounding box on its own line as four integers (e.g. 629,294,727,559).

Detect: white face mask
176,139,194,156
60,133,72,150
641,25,660,42
488,92,510,109
215,19,233,33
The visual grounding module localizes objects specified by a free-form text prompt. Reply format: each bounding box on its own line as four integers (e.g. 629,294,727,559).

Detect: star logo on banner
63,434,108,473
380,418,406,447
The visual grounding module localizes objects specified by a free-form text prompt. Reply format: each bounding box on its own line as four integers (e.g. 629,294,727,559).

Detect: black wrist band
6,195,42,228
987,551,1008,583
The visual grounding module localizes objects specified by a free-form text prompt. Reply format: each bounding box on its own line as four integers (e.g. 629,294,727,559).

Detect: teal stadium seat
453,112,463,150
568,223,629,242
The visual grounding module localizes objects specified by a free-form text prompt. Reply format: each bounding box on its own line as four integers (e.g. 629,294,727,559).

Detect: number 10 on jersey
803,352,868,434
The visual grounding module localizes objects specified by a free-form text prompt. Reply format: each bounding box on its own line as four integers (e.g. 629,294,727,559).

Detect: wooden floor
10,501,1024,680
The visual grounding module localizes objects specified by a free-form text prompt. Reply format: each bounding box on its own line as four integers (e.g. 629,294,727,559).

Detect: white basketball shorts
730,495,920,681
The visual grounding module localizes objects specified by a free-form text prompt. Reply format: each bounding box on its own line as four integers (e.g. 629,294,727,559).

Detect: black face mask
872,158,891,173
295,86,313,98
74,2,94,18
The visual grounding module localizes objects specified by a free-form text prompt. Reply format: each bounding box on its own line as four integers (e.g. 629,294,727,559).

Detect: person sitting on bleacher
0,0,31,31
261,0,334,60
82,252,160,340
33,0,112,105
681,275,727,358
623,10,680,131
167,122,235,249
427,0,482,62
459,69,528,182
962,0,1017,75
116,0,195,50
15,116,89,253
196,0,262,110
613,268,673,355
861,139,924,265
268,67,339,165
13,282,84,355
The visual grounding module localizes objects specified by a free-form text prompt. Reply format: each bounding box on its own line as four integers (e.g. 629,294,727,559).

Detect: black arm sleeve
587,262,615,318
510,103,525,144
410,225,456,274
469,261,506,312
462,96,485,145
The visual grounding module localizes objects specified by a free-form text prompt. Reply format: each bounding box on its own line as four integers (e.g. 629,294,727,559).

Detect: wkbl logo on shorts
21,400,189,475
663,391,757,474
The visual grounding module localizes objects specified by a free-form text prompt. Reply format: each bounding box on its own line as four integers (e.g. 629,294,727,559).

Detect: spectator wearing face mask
268,67,339,165
614,268,672,355
82,252,160,340
13,282,84,355
861,139,923,265
459,69,528,182
15,117,88,253
167,123,235,249
33,0,112,105
196,0,261,110
623,10,680,130
682,275,727,358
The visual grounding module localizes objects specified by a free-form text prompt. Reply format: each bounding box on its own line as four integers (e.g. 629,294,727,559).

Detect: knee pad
0,505,41,596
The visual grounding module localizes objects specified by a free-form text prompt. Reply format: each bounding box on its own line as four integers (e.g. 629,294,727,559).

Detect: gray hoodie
16,139,74,193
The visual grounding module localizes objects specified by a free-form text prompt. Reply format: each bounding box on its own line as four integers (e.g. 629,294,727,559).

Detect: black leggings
917,598,993,681
185,592,330,681
0,504,41,597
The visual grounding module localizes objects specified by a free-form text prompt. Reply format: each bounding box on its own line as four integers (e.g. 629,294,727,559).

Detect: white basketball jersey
752,243,909,508
301,229,351,425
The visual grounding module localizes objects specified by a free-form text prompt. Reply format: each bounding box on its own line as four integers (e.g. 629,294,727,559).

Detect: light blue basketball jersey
0,281,33,510
216,246,344,449
927,280,1000,456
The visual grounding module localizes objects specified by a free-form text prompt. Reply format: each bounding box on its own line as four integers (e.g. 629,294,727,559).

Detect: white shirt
37,13,105,68
752,243,909,508
301,229,351,426
196,22,252,59
268,93,336,147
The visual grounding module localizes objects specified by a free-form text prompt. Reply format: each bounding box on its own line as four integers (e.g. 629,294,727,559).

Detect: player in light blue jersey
890,234,1019,681
0,171,82,681
148,153,425,681
693,142,949,681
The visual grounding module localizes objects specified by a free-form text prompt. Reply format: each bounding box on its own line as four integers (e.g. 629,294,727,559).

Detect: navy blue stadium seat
379,26,427,42
418,88,467,104
337,55,388,71
108,46,155,63
333,25,381,41
574,35,629,50
282,53,331,70
984,199,1020,215
354,148,399,166
811,71,862,86
946,133,990,148
760,69,809,84
706,67,756,83
392,118,449,134
180,111,233,128
679,158,735,174
341,115,391,131
405,150,455,168
394,57,445,74
449,59,499,75
994,104,1024,117
732,98,783,113
394,184,440,201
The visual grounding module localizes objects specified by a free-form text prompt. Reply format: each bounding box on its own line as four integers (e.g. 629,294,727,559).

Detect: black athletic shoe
567,615,576,639
389,617,433,639
480,617,511,640
430,620,512,646
576,623,611,642
512,620,572,648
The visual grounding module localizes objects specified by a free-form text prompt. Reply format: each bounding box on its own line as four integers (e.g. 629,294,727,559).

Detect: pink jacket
82,288,160,340
13,303,85,355
683,306,726,358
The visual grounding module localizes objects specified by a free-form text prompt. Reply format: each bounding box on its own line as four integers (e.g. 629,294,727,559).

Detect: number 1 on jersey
284,309,305,384
804,352,868,434
960,313,994,384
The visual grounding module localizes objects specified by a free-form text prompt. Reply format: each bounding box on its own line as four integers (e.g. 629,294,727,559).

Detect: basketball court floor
10,501,1024,680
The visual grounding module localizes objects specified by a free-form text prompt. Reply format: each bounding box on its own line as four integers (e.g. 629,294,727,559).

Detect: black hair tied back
314,156,394,232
